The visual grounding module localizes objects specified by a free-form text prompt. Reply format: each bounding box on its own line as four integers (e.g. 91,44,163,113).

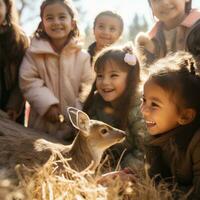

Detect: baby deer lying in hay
0,107,126,174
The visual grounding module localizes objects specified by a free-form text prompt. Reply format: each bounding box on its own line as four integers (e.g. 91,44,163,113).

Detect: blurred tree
16,0,40,25
84,23,93,48
128,14,148,41
73,0,86,24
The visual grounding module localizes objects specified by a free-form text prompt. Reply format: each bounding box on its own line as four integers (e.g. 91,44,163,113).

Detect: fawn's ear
67,107,90,135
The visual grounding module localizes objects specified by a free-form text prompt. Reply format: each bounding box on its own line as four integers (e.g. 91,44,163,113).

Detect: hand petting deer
0,107,126,176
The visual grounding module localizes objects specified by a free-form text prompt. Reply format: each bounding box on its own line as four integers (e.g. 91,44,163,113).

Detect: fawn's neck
66,133,99,171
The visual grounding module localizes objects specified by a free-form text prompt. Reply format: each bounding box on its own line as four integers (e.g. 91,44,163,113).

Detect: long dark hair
35,0,79,40
186,22,200,57
2,0,18,25
83,46,140,130
0,0,29,88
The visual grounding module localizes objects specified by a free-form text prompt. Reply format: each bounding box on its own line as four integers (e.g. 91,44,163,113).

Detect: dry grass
0,152,182,200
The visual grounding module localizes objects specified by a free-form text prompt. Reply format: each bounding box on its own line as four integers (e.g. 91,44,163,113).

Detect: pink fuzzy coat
19,37,94,138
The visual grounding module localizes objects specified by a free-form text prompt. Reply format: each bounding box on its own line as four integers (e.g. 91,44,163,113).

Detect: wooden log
0,110,65,175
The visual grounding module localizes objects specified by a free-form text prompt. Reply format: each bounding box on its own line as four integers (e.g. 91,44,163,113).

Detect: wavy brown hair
0,0,29,88
2,0,18,24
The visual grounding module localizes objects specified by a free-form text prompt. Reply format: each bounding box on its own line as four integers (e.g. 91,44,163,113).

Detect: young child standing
88,11,124,64
0,0,29,124
141,51,200,199
135,0,200,67
19,0,94,140
83,45,143,169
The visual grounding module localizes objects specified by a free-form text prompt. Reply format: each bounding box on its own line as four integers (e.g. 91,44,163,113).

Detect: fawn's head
67,107,126,150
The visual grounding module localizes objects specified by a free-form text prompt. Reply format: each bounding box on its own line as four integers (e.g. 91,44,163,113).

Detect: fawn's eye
100,127,108,135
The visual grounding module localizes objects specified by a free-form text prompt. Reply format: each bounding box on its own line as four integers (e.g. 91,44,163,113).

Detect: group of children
1,0,200,198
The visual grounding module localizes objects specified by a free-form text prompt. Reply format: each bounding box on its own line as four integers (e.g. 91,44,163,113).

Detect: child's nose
102,77,110,85
140,104,150,117
53,18,60,24
103,27,110,35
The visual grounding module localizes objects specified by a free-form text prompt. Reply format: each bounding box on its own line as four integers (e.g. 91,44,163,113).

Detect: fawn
0,107,126,173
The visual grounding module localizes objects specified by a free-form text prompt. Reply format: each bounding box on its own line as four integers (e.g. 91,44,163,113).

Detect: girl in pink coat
20,0,94,141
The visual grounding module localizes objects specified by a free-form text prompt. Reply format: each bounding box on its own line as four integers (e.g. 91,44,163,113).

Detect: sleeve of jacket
135,32,157,68
188,140,200,200
6,84,24,114
19,51,59,116
78,51,95,104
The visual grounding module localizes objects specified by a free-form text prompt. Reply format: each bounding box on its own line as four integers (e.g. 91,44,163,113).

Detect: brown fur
0,109,125,178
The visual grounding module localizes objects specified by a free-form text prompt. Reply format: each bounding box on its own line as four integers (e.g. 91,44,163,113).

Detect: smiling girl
88,11,124,64
19,0,94,140
83,45,143,169
141,51,200,199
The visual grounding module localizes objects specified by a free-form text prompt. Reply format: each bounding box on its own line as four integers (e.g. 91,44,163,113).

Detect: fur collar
29,36,82,55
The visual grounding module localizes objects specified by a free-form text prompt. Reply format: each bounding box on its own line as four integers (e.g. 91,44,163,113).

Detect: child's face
96,60,127,105
0,0,6,25
42,2,74,46
140,80,181,135
94,15,122,50
149,0,188,27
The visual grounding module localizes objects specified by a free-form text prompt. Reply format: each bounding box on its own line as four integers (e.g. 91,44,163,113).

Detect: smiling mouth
160,7,174,14
52,28,63,31
102,88,114,93
145,120,156,128
100,38,111,42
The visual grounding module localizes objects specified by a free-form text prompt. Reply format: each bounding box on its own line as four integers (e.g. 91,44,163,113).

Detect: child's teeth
146,121,155,124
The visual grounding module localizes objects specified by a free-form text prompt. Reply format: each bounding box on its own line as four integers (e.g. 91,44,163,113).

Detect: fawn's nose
112,128,126,137
121,130,127,136
117,129,127,138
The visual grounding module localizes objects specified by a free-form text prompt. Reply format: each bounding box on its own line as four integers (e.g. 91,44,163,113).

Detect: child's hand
135,32,155,53
97,167,137,186
44,105,61,123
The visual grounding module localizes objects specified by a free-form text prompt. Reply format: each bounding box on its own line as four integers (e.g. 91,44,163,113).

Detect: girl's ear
71,20,76,30
178,108,196,125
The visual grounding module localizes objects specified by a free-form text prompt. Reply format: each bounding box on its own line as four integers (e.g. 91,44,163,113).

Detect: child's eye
111,73,118,78
98,24,105,29
151,102,159,108
96,74,103,79
46,16,53,21
110,27,117,32
141,97,146,104
59,15,66,20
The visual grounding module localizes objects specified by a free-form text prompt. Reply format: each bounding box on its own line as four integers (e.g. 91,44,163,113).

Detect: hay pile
0,110,182,200
0,152,180,200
